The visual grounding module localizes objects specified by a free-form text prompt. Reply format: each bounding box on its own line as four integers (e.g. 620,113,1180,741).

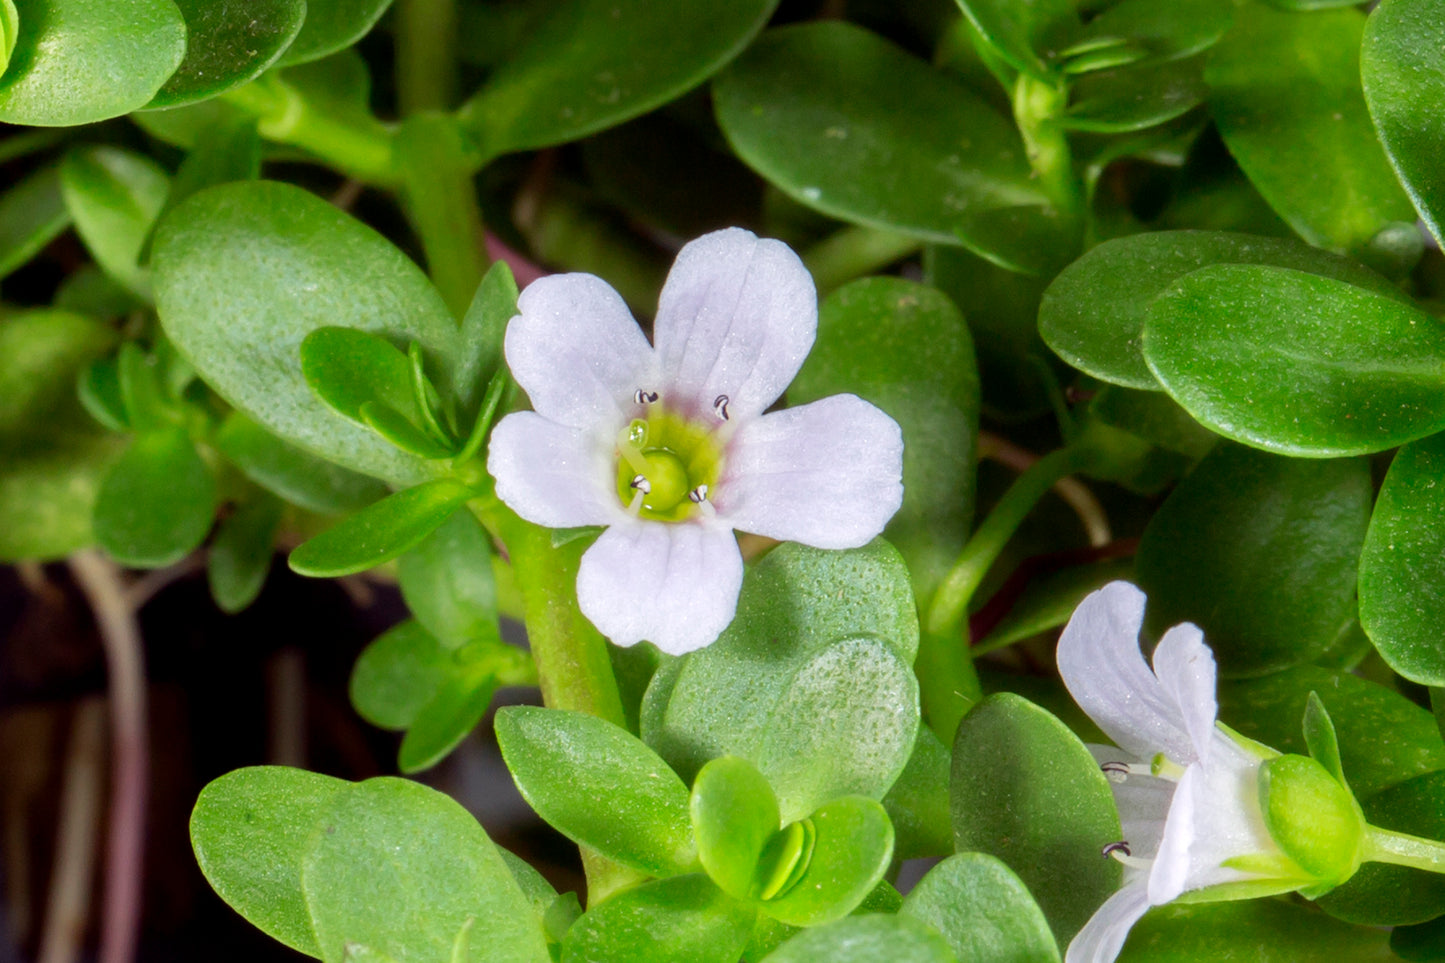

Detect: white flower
486,227,904,656
1058,582,1315,963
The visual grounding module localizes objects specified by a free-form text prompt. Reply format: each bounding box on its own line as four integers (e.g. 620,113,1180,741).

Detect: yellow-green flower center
614,411,724,522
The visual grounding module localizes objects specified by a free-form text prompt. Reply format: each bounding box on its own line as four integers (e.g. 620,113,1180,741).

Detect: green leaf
76,359,127,433
301,327,426,428
954,0,1078,79
116,342,171,432
454,260,517,420
397,662,500,774
208,492,283,613
496,706,697,877
190,766,349,958
560,875,754,963
60,146,170,300
951,693,1121,946
300,777,550,963
644,542,919,822
1318,771,1445,925
360,400,455,459
146,116,263,259
459,0,775,157
152,180,459,485
1219,665,1445,799
1205,3,1416,253
148,0,307,108
1117,900,1391,961
901,852,1060,963
1143,264,1445,456
756,797,893,927
1364,0,1445,248
1077,0,1232,61
0,163,69,280
956,202,1082,277
1359,433,1445,685
691,756,781,901
278,0,395,66
713,22,1042,246
214,412,387,516
881,727,954,861
1040,230,1401,391
288,479,473,577
1303,692,1347,788
350,619,450,731
792,276,978,604
94,428,216,568
1061,54,1206,134
1135,443,1370,677
397,508,499,650
0,0,186,125
1393,915,1445,962
761,915,956,963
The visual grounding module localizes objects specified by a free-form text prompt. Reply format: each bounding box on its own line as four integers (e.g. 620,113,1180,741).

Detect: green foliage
92,427,216,568
900,852,1060,963
60,145,170,299
288,480,474,577
761,915,956,963
560,875,755,963
148,0,306,108
207,491,283,613
0,164,69,280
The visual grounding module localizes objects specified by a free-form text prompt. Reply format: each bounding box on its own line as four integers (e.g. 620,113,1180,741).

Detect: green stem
1012,73,1082,220
395,113,489,317
918,445,1099,742
1364,826,1445,874
396,0,457,115
222,78,396,186
801,227,921,295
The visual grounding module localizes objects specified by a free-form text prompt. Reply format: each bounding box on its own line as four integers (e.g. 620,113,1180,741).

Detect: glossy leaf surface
762,914,956,963
278,0,394,66
213,412,386,515
0,164,69,280
93,428,216,568
560,875,753,963
288,479,472,577
900,852,1060,963
61,146,170,299
149,0,307,108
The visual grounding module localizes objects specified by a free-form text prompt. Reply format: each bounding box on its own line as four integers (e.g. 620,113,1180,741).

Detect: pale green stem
222,79,396,186
1364,826,1445,874
396,0,457,115
801,227,922,295
395,113,488,318
1012,73,1082,220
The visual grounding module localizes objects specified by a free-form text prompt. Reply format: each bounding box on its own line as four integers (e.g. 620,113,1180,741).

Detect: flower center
614,407,724,522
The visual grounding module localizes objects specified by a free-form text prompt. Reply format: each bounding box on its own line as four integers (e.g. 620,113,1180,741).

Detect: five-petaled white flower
487,227,904,656
1058,582,1322,963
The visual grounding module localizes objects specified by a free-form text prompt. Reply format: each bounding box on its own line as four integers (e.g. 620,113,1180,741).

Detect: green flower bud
1258,753,1365,887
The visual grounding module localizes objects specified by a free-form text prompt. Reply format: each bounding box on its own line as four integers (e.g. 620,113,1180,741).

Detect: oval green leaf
901,851,1060,963
714,21,1042,246
690,756,781,901
1135,443,1370,677
955,0,1078,79
0,0,186,125
761,914,956,963
148,0,307,108
61,146,170,300
496,706,697,878
397,663,500,774
951,693,1121,946
287,478,472,577
1363,0,1445,248
153,180,458,485
214,411,386,515
93,428,216,568
349,619,449,731
757,796,894,928
207,492,282,613
0,163,69,280
1143,264,1445,456
1205,3,1415,253
396,508,499,650
1118,900,1391,961
560,875,754,963
277,0,394,66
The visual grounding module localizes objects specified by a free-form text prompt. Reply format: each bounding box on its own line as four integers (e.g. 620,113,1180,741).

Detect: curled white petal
714,394,903,549
1057,582,1195,765
1151,621,1218,768
505,273,656,429
1065,883,1153,963
488,412,621,529
576,520,745,656
653,227,817,421
1147,763,1197,904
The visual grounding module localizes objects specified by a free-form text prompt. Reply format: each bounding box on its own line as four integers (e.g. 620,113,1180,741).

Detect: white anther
712,394,730,421
634,389,659,405
687,484,709,504
630,474,651,494
1102,841,1131,859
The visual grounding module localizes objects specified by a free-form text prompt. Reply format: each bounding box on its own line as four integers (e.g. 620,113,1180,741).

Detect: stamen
626,488,645,517
1101,761,1130,783
634,389,659,405
1102,841,1131,858
616,420,651,476
630,474,651,494
687,484,709,503
713,394,730,420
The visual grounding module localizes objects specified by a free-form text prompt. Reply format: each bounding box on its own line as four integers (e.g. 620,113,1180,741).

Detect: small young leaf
208,492,283,614
495,706,697,878
116,343,171,432
94,428,217,568
147,0,307,108
350,619,450,731
691,756,781,900
277,0,397,66
560,875,754,963
359,401,456,459
398,508,499,650
1302,693,1347,788
955,0,1078,78
755,796,893,928
0,164,69,280
951,693,1121,946
190,766,350,958
60,146,170,299
1143,265,1445,456
454,260,519,419
289,479,473,578
77,358,128,432
397,663,500,774
214,412,387,516
301,327,422,428
901,852,1060,963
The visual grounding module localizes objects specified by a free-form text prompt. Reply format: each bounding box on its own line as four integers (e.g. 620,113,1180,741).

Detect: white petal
1147,763,1197,904
714,394,903,549
487,412,622,529
652,227,816,421
1176,738,1278,891
1057,582,1194,764
1151,622,1218,768
576,520,744,656
1065,883,1153,963
505,273,657,429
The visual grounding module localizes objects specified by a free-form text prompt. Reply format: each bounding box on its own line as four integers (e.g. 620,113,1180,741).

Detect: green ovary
614,411,723,522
